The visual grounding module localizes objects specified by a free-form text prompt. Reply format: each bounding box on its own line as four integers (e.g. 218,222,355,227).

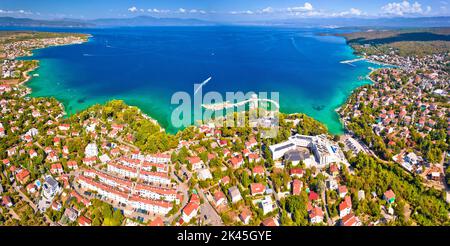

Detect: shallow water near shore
13,26,384,134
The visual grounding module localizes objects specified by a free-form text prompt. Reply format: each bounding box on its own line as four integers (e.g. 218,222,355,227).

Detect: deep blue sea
6,26,381,134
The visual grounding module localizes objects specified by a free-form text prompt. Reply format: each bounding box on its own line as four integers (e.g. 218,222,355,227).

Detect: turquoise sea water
14,26,383,134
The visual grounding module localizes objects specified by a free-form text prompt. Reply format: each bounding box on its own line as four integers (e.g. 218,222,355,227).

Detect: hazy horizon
1,0,450,22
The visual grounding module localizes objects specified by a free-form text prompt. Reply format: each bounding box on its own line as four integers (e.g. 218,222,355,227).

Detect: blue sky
0,0,449,20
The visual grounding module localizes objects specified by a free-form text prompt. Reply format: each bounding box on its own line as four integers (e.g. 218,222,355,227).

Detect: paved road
267,175,282,221
8,208,20,220
195,184,223,226
440,152,450,204
168,182,189,224
12,182,53,224
321,188,334,226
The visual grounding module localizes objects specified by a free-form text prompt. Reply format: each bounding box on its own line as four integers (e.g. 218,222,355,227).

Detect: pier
202,96,280,111
340,57,366,65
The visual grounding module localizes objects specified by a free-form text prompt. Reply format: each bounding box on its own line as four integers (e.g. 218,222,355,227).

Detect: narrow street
195,184,223,226
168,182,189,223
321,189,334,225
12,182,53,224
8,208,20,220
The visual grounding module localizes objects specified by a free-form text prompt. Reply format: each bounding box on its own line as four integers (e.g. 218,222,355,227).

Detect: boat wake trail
290,37,304,55
194,76,212,95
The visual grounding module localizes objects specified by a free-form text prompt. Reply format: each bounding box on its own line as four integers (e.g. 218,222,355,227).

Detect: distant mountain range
0,15,450,28
0,17,93,27
241,16,450,28
0,16,215,27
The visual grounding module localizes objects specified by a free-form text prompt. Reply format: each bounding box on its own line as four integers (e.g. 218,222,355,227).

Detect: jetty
340,58,366,66
340,58,366,64
202,95,280,111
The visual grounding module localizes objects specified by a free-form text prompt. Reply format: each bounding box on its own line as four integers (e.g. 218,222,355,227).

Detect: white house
85,143,98,157
197,168,213,181
260,196,274,215
228,186,242,203
181,202,199,223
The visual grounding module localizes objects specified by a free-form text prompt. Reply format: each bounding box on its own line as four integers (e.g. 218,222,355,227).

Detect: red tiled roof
329,164,339,173
292,179,302,195
149,217,164,226
187,156,202,165
190,194,200,204
77,176,128,199
220,176,230,184
16,169,30,182
341,213,359,226
129,195,172,208
252,165,264,174
248,153,259,160
51,163,63,170
240,209,251,221
250,183,265,195
308,191,319,201
384,189,395,200
214,191,225,202
290,168,304,176
261,217,278,226
67,160,78,167
84,169,133,189
338,185,348,194
135,183,177,196
310,207,324,218
78,215,92,226
230,156,243,167
339,200,351,212
344,195,352,206
70,190,90,206
182,202,199,217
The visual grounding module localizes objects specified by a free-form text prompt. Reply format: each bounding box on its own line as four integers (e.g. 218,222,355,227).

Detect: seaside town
0,32,88,86
0,31,449,227
339,44,450,193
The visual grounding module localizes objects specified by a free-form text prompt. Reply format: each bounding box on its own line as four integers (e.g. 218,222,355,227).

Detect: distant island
0,16,216,27
1,16,450,28
338,27,450,57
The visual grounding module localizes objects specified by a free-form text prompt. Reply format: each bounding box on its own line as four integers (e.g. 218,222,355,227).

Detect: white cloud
381,1,428,16
189,9,207,14
287,2,314,12
229,3,315,16
350,8,363,16
142,7,205,15
261,7,274,14
230,10,254,15
332,8,365,17
147,9,171,14
128,6,138,13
